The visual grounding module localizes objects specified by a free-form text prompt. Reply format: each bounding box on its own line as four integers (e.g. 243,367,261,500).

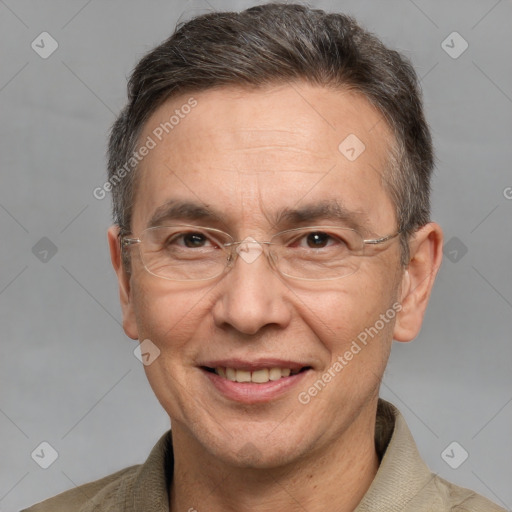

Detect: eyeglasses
121,224,401,282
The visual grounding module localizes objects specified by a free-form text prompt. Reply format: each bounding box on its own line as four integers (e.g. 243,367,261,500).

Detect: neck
169,405,380,512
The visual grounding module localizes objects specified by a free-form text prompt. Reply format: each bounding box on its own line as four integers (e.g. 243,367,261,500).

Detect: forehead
132,82,396,234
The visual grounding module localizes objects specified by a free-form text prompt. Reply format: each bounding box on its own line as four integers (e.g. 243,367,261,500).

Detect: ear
393,222,443,342
107,225,139,340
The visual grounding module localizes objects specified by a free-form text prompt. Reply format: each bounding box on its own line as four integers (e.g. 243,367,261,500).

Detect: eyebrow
146,199,369,233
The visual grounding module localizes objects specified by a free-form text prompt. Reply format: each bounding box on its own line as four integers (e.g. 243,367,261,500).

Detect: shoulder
20,465,140,512
430,474,508,512
21,429,173,512
370,401,507,512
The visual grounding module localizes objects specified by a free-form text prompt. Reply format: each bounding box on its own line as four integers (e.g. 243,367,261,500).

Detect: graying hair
108,3,434,266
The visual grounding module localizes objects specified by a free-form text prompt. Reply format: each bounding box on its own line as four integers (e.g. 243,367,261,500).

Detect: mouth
199,361,313,404
202,365,311,383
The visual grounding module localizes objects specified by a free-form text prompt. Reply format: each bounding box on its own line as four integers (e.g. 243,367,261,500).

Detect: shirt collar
355,400,434,511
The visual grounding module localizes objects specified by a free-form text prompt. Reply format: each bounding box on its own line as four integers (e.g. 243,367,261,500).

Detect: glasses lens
136,225,364,281
139,226,231,281
271,227,364,280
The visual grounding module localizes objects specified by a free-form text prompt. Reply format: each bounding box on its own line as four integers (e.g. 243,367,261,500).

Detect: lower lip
201,368,310,404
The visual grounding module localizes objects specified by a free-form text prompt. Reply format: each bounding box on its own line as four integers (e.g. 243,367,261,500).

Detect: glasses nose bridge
227,237,277,273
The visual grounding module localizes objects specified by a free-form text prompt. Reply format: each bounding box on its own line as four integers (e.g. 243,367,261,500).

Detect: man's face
117,82,406,467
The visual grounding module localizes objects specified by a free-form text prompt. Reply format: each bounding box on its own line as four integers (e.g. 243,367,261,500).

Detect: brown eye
182,232,208,248
164,231,214,249
305,232,331,248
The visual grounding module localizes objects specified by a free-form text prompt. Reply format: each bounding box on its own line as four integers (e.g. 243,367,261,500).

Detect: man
23,3,505,511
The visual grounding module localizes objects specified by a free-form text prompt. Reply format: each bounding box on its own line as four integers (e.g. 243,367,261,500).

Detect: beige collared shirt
22,400,506,511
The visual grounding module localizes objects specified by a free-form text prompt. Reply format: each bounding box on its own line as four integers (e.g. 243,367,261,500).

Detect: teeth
214,367,298,383
235,370,251,383
251,369,269,383
269,368,282,381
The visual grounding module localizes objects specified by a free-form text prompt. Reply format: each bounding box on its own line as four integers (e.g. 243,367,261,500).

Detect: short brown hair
108,2,434,265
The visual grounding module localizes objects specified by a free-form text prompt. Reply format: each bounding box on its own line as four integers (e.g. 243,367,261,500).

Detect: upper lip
199,358,311,371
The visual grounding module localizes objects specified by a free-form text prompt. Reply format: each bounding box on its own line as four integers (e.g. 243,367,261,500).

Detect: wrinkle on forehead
139,82,393,175
230,128,324,152
133,83,397,235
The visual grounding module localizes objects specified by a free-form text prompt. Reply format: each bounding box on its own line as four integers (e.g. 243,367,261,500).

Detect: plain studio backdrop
0,1,511,511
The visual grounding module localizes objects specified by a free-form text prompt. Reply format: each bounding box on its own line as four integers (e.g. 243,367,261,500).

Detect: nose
211,238,292,336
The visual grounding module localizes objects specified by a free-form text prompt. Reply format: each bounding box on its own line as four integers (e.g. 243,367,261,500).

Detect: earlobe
107,225,139,340
393,223,443,343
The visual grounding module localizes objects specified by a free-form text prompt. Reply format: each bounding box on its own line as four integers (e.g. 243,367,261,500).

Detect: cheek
129,279,215,418
130,277,212,354
297,267,401,355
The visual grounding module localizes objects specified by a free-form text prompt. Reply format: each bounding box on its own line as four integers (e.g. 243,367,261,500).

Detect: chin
216,439,307,470
191,417,314,470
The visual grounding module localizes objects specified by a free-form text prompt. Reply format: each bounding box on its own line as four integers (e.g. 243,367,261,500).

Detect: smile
205,366,308,383
200,363,312,403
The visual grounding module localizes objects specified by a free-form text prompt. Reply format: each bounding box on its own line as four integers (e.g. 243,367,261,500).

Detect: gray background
1,0,511,510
